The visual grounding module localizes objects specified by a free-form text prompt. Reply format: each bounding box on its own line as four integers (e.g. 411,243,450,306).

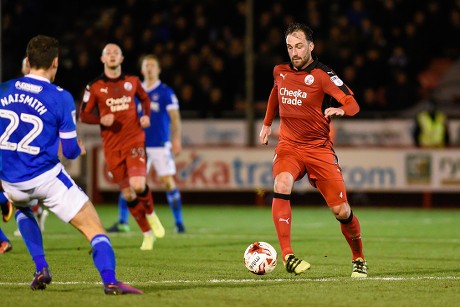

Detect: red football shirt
79,73,151,152
263,59,359,147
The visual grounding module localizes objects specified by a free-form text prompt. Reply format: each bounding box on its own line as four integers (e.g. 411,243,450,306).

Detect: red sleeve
338,95,360,116
263,69,279,126
320,71,360,117
135,78,151,117
79,85,100,124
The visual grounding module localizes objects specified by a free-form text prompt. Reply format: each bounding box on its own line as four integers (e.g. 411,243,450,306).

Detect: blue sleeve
58,90,78,132
61,138,81,159
166,86,179,108
58,89,81,159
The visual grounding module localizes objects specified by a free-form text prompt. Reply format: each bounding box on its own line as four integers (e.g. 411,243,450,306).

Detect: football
243,241,277,275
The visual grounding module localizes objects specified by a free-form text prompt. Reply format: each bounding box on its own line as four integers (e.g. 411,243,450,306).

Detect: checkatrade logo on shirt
105,95,131,112
279,87,307,106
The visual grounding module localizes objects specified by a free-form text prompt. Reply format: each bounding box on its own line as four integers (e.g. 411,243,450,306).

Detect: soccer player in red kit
79,43,165,250
259,23,367,277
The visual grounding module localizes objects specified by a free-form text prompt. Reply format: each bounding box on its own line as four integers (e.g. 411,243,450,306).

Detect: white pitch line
1,276,459,287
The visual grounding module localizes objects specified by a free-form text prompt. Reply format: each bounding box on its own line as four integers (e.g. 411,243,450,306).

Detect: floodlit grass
1,204,459,306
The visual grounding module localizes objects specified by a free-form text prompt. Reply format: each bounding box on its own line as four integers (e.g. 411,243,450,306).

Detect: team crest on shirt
330,76,344,86
304,75,314,85
124,82,133,91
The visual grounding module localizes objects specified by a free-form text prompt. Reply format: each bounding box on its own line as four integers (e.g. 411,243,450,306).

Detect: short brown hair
285,23,314,42
26,35,59,69
139,54,160,68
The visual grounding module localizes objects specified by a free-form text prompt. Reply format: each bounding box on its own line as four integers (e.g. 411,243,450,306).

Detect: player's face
141,58,160,80
101,44,124,69
286,31,314,70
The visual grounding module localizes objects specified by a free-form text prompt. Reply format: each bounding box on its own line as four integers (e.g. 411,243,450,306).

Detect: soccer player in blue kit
0,35,143,294
108,54,185,234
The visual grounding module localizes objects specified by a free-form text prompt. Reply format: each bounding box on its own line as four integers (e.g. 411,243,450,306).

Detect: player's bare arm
259,125,272,145
169,109,182,155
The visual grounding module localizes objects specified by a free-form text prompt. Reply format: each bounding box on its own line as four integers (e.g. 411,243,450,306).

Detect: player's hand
324,107,345,118
259,125,271,145
140,115,150,128
100,114,115,126
172,137,182,156
78,138,87,156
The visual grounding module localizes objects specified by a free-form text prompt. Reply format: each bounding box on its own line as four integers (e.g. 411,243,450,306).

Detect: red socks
127,199,150,232
272,194,293,259
137,186,154,215
339,214,364,260
273,193,365,261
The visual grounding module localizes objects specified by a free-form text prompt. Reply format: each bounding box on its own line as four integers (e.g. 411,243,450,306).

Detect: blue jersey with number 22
0,74,79,183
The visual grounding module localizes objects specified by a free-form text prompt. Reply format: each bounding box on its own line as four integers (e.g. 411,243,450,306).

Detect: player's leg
15,206,51,289
121,186,156,250
109,152,156,248
310,147,367,277
128,145,165,240
0,227,12,253
117,193,130,228
106,192,130,233
40,170,143,295
150,146,185,233
130,177,165,240
162,175,185,233
272,172,311,275
69,200,143,294
271,149,311,275
105,154,130,233
13,200,44,236
315,179,367,278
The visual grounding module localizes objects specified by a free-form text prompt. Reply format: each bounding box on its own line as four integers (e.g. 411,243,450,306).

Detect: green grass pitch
0,204,459,306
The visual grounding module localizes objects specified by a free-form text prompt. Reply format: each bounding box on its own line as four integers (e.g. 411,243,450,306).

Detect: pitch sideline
1,275,459,286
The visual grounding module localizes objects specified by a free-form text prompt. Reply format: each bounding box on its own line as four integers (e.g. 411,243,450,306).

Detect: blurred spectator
361,87,386,111
178,84,197,113
388,46,410,69
346,0,369,27
1,0,459,118
385,69,419,111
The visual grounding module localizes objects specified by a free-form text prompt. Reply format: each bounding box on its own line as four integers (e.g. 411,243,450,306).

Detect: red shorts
104,142,147,189
272,142,347,206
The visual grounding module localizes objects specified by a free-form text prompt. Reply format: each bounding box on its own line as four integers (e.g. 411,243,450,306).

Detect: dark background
2,0,459,119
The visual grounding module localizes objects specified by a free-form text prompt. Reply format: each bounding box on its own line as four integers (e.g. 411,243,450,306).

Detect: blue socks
0,227,9,242
16,206,118,285
16,208,48,271
118,193,129,225
91,234,117,284
166,188,183,225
